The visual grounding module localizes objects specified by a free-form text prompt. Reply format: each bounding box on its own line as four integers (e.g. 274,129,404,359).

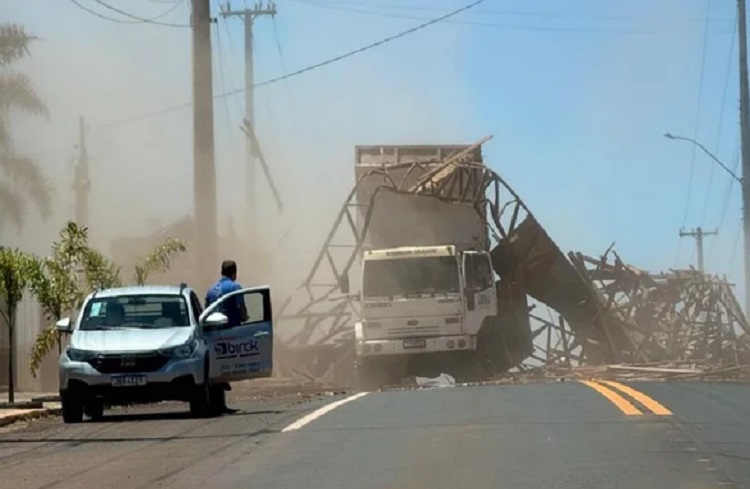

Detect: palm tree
0,24,52,230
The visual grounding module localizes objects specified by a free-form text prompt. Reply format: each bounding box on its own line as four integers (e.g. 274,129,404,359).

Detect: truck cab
354,245,496,386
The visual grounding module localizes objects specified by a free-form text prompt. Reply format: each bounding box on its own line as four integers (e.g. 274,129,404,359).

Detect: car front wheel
61,391,84,424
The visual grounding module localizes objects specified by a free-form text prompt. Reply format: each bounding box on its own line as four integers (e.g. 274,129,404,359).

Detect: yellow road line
599,380,672,416
579,380,643,416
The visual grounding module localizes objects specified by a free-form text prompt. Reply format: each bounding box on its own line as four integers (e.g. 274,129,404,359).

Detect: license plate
403,339,426,349
111,375,147,387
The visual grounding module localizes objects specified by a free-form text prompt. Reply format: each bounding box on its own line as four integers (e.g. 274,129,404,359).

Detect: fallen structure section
525,249,750,379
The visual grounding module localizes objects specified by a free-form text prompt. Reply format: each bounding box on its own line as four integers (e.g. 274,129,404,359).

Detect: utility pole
220,1,277,243
73,116,90,227
192,0,218,290
680,227,718,272
738,0,750,314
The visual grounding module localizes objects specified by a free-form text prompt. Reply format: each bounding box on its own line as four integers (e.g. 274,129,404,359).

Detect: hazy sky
3,0,746,300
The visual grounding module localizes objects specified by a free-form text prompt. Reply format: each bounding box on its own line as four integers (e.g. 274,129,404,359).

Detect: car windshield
363,256,460,298
79,294,190,330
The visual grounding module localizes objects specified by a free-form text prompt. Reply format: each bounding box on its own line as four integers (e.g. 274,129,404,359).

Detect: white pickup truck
55,283,273,422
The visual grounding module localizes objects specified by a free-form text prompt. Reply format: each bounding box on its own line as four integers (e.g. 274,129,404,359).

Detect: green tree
0,247,36,403
28,222,185,376
133,237,186,286
0,24,52,229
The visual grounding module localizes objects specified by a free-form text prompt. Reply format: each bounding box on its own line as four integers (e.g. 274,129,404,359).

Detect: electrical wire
214,13,236,126
272,17,289,77
682,0,712,229
68,0,144,24
290,0,731,35
708,140,741,258
727,217,743,276
91,0,191,27
239,0,486,91
218,13,245,116
99,0,486,127
271,16,296,115
700,9,737,227
297,0,734,23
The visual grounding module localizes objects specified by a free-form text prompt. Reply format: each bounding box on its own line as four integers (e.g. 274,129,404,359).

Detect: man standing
205,260,247,326
204,259,246,414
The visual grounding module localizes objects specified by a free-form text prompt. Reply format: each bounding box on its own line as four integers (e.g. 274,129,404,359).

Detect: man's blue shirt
205,277,243,326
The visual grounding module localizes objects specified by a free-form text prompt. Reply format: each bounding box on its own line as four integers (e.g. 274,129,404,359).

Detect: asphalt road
0,380,748,489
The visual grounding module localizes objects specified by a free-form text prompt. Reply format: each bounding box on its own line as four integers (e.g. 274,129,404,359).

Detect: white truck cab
353,245,496,386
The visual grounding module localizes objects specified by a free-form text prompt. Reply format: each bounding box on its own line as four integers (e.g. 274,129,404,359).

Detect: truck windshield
79,295,190,330
363,256,460,298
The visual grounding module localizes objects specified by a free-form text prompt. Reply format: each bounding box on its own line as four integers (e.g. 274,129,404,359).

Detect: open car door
199,286,273,383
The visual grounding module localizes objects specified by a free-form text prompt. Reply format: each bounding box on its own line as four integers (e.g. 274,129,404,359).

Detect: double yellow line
580,380,672,416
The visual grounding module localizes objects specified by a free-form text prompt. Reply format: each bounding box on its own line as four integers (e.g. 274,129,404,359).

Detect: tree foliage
133,237,186,286
0,23,51,230
0,246,36,403
27,222,186,375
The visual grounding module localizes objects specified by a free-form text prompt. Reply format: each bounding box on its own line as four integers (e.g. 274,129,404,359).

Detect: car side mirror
338,274,350,295
55,317,72,333
203,312,229,330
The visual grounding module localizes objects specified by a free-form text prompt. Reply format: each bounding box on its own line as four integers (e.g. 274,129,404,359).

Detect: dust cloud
5,0,477,305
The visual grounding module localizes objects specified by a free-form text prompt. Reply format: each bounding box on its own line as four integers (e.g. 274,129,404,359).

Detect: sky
1,0,747,305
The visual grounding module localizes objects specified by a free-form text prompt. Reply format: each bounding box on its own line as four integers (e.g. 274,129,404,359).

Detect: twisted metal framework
275,137,546,382
567,250,750,365
273,138,750,384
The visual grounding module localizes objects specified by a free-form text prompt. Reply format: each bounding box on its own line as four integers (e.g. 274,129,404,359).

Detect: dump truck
341,144,531,387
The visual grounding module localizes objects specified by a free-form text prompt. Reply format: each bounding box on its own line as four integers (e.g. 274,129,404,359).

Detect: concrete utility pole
73,116,90,227
220,1,277,242
192,0,218,289
739,0,750,313
679,227,718,272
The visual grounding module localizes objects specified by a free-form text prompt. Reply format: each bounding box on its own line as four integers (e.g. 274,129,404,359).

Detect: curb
0,407,62,428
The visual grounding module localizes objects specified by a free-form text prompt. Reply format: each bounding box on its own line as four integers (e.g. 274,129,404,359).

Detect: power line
708,140,741,258
299,0,735,23
214,11,235,125
100,0,486,127
727,216,743,275
240,0,485,91
681,0,712,229
272,16,289,76
91,0,191,27
701,9,738,227
218,13,244,116
291,0,733,35
68,0,144,24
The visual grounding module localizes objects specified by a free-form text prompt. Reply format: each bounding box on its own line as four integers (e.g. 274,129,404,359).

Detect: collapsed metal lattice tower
566,250,750,365
273,137,750,385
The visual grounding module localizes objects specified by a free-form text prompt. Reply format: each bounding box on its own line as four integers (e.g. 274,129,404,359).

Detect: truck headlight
66,348,97,362
161,341,197,359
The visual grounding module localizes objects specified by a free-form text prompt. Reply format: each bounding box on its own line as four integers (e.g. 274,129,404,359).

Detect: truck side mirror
338,274,350,294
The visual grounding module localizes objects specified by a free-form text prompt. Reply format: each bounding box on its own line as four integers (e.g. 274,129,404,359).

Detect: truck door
199,286,273,382
462,252,498,329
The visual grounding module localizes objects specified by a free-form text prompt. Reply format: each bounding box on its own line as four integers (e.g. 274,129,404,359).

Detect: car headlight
66,348,97,362
161,341,197,359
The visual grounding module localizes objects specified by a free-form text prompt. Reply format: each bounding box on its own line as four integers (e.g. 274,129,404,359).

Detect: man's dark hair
221,260,237,278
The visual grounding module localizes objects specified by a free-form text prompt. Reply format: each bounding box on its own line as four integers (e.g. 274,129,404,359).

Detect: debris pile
521,248,750,380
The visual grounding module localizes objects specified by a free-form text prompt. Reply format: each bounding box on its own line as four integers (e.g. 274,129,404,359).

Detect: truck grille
387,325,440,337
87,353,169,374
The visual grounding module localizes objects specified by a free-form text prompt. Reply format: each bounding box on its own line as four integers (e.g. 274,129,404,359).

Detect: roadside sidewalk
0,392,61,427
